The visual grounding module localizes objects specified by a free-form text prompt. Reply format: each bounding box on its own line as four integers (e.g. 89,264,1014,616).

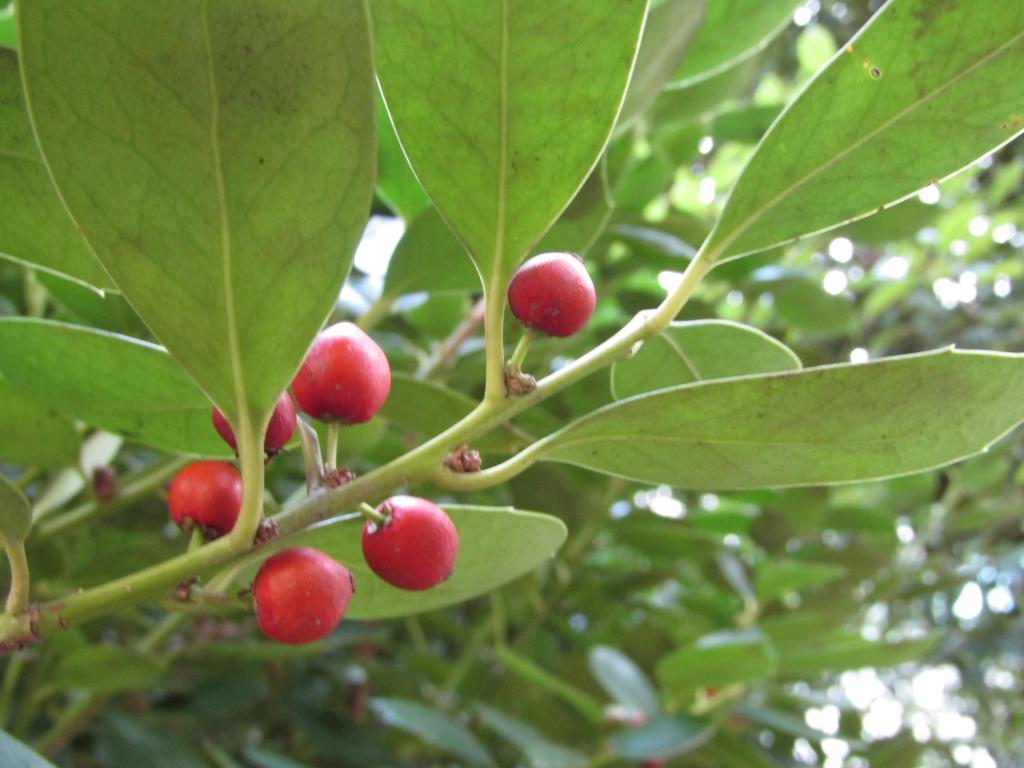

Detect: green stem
358,502,386,526
37,455,188,539
507,327,537,371
357,295,394,331
2,535,29,616
482,275,508,402
0,652,25,729
0,246,716,645
325,422,340,471
187,527,204,552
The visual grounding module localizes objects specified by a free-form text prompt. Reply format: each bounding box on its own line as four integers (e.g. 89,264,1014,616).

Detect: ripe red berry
252,547,355,644
167,461,242,536
507,252,596,337
211,392,297,456
291,322,391,424
361,496,458,591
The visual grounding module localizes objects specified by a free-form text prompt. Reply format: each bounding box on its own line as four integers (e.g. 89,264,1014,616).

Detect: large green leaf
0,730,56,768
18,1,376,424
261,505,566,619
611,320,800,399
534,349,1024,490
657,629,777,694
0,472,30,541
373,0,646,283
376,92,430,222
370,698,496,767
616,0,707,130
704,0,1024,261
0,374,78,468
672,0,797,84
533,160,615,257
0,319,224,456
0,48,109,289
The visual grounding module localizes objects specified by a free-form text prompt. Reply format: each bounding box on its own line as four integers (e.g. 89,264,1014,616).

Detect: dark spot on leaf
870,67,881,79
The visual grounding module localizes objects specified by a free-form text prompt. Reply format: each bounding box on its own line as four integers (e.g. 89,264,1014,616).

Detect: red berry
168,461,242,536
253,547,355,645
211,392,297,456
507,252,596,337
361,496,458,591
291,322,391,424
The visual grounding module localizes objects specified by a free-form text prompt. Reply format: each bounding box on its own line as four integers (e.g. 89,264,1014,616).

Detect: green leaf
495,646,605,724
0,4,16,49
611,714,715,761
536,349,1024,489
370,698,496,767
96,714,206,768
0,473,30,541
704,0,1024,261
0,730,56,768
260,505,566,620
611,320,800,399
533,160,615,257
54,645,166,694
756,559,846,602
0,374,78,468
672,0,797,84
381,374,527,454
381,208,480,299
0,48,110,289
374,0,646,282
761,276,853,333
657,629,777,695
376,93,430,222
0,319,223,456
776,633,940,678
616,0,707,130
476,705,586,768
587,646,660,717
19,1,376,422
243,749,311,768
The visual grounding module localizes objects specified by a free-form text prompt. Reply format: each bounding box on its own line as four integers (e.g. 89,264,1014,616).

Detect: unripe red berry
361,496,458,591
252,547,355,645
507,252,596,337
167,461,242,536
291,322,391,424
211,392,297,456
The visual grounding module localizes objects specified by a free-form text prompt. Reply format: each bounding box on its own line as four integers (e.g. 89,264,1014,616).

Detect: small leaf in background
587,646,660,717
705,0,1024,261
370,698,496,767
249,506,566,620
533,160,615,257
0,319,223,456
374,0,647,279
0,375,78,468
759,275,854,333
611,714,715,761
496,646,605,724
244,748,312,768
375,92,430,222
19,1,377,419
53,646,166,695
95,714,206,768
611,320,800,399
381,208,480,300
0,473,30,540
0,49,111,290
476,705,587,768
657,629,777,695
539,349,1024,490
0,3,15,48
0,730,56,768
776,633,941,678
755,559,846,603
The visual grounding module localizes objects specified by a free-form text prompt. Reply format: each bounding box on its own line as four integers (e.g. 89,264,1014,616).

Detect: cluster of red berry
162,251,595,646
167,322,458,645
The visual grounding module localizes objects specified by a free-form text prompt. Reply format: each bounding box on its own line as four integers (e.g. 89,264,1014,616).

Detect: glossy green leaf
376,93,430,222
370,698,495,767
374,0,646,282
0,49,109,289
0,472,30,540
756,559,846,602
260,505,566,619
537,349,1024,490
657,629,776,694
705,0,1024,261
0,319,224,456
611,320,801,399
533,160,615,258
0,730,56,768
19,1,376,422
381,208,480,299
476,705,586,768
776,633,940,677
672,0,797,84
0,374,78,468
611,714,715,761
54,645,166,694
616,0,707,130
495,646,605,724
381,374,527,454
587,646,660,717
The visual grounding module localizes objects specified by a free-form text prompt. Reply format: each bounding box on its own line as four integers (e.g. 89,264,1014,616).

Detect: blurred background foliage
1,0,1022,766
